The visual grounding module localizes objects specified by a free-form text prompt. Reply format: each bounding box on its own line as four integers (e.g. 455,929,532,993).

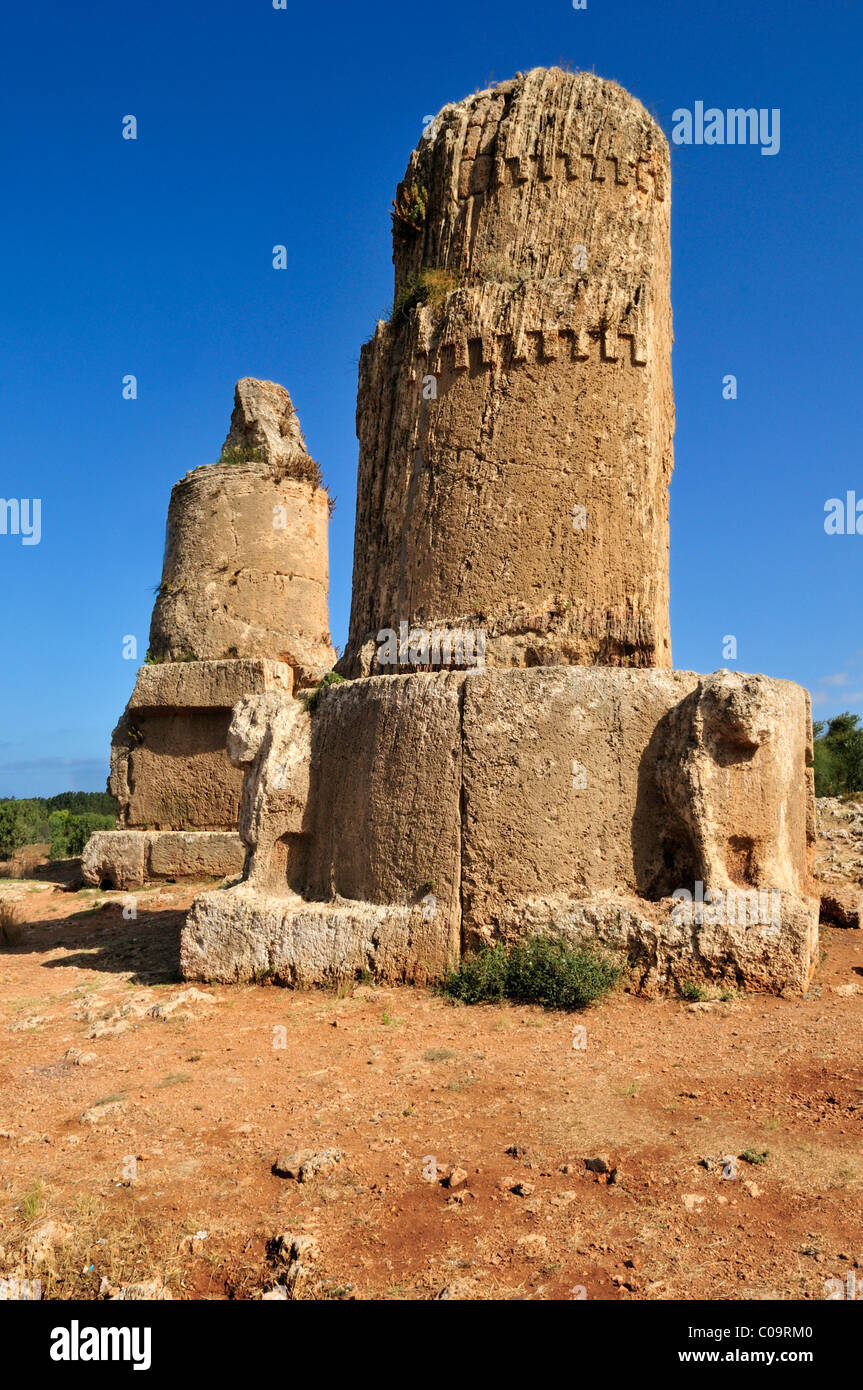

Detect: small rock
179,1230,209,1256
819,889,862,930
275,1233,319,1264
148,988,218,1020
515,1233,547,1260
584,1156,610,1174
273,1148,343,1181
436,1278,474,1300
87,1020,129,1039
22,1220,74,1271
80,1100,126,1125
511,1181,534,1197
447,1168,468,1189
109,1280,172,1301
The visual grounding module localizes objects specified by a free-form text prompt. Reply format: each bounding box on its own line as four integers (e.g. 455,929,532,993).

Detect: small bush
48,810,115,860
391,182,428,234
741,1148,769,1166
219,444,265,466
679,981,707,1002
812,713,863,796
300,671,347,713
22,1180,44,1222
441,935,623,1011
391,268,459,325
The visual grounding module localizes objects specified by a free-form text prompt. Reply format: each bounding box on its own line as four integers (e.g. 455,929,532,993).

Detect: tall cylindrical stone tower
149,378,335,687
340,68,673,676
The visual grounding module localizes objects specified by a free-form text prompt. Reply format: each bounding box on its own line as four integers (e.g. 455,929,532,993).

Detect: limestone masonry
149,378,334,685
182,666,817,994
89,67,819,992
340,69,672,676
83,381,335,889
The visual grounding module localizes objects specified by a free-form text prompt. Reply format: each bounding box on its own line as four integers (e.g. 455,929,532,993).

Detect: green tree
48,809,71,860
812,713,863,797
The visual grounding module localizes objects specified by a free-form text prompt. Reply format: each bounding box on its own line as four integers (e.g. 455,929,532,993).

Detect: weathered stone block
182,887,447,986
128,658,292,710
110,659,295,832
341,69,673,676
181,667,818,994
81,830,244,889
147,831,245,880
82,831,148,891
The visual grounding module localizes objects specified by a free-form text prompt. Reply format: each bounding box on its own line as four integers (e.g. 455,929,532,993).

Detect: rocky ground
0,801,861,1301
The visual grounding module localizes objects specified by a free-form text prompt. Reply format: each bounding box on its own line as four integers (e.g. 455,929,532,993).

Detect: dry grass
0,897,24,946
7,1192,189,1300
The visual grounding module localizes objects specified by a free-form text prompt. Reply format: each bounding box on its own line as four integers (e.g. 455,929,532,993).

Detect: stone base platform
181,884,817,996
181,885,447,986
86,656,293,887
81,830,245,890
179,666,820,995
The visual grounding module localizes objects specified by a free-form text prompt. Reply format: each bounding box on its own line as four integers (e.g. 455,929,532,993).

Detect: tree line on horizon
0,791,116,861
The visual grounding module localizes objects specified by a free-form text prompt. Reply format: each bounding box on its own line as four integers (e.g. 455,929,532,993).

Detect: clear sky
1,0,860,798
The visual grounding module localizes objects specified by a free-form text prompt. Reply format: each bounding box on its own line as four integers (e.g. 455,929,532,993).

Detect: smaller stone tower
149,378,334,687
82,379,336,889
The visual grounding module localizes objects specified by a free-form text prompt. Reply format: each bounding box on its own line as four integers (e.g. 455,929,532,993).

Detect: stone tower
83,379,336,889
341,68,673,676
149,377,335,688
183,71,818,997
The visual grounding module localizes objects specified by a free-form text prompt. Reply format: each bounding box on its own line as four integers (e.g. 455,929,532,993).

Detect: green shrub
812,713,863,796
740,1148,769,1166
679,981,707,1002
48,810,115,860
390,182,428,234
391,268,460,325
441,935,623,1011
219,444,265,465
300,671,347,713
0,793,115,859
443,942,510,1004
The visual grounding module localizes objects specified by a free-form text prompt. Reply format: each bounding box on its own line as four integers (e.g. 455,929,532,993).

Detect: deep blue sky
1,0,860,798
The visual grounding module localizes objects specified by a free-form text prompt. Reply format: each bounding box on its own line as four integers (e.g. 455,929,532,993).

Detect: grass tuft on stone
300,671,347,713
391,268,460,325
441,934,623,1011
